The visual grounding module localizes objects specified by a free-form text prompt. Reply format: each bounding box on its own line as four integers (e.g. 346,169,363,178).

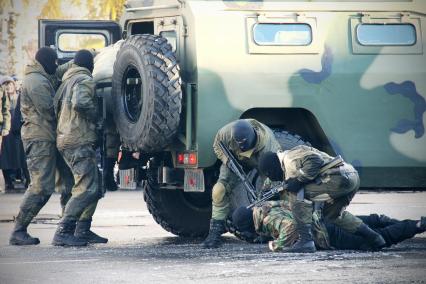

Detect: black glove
285,177,304,193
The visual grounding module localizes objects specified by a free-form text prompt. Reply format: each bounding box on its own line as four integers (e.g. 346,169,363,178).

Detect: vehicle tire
112,34,182,151
143,166,215,238
272,129,311,150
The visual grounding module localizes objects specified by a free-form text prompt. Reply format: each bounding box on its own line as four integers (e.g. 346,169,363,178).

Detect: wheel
111,34,182,151
272,129,311,150
143,165,216,238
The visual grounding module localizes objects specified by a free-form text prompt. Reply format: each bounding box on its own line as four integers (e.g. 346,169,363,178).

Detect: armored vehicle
39,0,426,237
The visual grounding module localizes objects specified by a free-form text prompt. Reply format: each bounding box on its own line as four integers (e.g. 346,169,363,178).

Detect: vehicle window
160,31,177,51
253,23,312,46
356,24,416,46
58,33,107,52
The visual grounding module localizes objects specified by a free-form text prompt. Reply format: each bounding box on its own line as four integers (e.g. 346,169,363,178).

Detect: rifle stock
218,141,257,202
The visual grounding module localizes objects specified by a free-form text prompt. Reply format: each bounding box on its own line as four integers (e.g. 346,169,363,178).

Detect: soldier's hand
1,129,9,136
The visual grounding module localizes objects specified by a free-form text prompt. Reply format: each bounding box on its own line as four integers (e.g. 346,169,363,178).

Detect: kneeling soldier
258,146,386,253
202,119,281,248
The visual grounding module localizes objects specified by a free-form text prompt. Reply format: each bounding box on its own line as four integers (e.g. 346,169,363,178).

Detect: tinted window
357,24,416,46
58,33,106,52
253,23,312,46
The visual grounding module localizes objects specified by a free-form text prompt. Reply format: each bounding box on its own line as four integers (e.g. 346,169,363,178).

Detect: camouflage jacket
55,65,98,150
277,145,336,183
213,119,281,191
20,60,73,142
253,200,331,251
0,86,11,134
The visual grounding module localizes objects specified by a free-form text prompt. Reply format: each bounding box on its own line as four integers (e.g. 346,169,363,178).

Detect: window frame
247,13,320,54
356,23,417,46
57,31,108,53
351,13,423,55
253,22,313,46
156,16,182,60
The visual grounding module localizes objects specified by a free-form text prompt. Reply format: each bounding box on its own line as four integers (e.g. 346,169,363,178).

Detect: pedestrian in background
0,76,29,190
0,77,11,155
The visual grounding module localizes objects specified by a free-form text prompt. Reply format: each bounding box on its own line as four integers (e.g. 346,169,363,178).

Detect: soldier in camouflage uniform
52,49,106,246
9,47,74,246
0,83,11,153
258,146,386,252
202,119,281,248
232,201,426,252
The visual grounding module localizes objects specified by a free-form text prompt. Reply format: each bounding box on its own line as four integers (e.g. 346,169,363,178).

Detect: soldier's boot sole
202,236,223,249
52,234,88,247
75,231,108,244
9,236,40,246
9,230,40,246
281,240,317,253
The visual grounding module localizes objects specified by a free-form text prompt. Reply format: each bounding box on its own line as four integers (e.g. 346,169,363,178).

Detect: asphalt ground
0,190,425,283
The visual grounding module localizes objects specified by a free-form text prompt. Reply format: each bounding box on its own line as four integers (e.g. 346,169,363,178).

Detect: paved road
0,190,425,283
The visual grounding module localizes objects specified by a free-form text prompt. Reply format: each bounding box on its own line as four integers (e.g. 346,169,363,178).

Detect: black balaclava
232,206,255,234
231,119,257,152
259,151,284,181
74,49,94,73
35,47,58,75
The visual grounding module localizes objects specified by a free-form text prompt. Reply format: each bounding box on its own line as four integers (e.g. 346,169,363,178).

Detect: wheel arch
240,107,336,156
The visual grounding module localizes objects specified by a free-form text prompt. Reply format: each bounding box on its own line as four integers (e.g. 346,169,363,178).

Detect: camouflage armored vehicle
39,0,426,237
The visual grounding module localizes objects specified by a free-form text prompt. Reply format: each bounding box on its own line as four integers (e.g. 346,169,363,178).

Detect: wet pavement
0,190,425,283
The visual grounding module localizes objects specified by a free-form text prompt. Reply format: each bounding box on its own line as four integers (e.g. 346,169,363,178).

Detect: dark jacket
0,93,26,169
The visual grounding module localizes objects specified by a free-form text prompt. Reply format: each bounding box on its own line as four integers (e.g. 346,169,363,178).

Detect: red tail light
176,151,197,166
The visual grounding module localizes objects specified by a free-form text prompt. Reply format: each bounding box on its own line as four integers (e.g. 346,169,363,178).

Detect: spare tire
112,34,182,151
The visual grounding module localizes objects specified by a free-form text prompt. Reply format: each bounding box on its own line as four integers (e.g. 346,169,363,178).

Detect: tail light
176,151,198,166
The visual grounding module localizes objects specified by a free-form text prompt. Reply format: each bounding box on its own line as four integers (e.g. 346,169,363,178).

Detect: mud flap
184,169,205,192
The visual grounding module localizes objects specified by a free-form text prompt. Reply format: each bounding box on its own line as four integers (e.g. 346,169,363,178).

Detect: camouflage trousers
15,141,57,227
59,144,101,223
57,154,99,222
290,163,363,233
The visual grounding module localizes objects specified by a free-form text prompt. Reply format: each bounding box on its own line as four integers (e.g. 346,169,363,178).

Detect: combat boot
202,219,226,249
281,224,316,253
355,223,386,251
9,224,40,246
52,220,87,246
75,220,108,244
9,209,41,245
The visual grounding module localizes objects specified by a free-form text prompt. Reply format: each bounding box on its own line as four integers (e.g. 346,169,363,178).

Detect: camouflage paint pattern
120,0,426,187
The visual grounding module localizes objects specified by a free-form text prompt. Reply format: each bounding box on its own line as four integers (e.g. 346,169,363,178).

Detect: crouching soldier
202,119,281,248
53,50,106,246
232,201,426,252
257,146,386,253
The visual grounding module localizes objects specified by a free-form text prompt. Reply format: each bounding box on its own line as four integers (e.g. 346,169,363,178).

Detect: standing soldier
53,49,106,246
0,79,11,154
9,47,72,245
258,146,386,253
202,119,281,248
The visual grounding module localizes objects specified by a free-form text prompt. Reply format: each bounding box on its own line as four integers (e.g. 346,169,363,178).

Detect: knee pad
212,182,226,204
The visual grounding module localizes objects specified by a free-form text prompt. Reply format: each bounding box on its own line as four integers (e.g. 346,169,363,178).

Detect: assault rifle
247,154,344,209
218,141,257,203
95,81,111,195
